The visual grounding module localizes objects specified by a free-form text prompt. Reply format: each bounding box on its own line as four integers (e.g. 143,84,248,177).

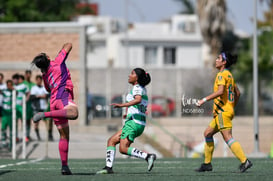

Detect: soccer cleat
195,163,213,172
16,137,21,143
146,153,156,172
96,166,114,174
48,134,54,142
33,112,45,123
61,165,72,175
239,159,252,173
25,137,30,143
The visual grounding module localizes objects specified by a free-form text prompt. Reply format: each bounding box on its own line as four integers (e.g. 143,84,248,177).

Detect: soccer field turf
0,158,272,181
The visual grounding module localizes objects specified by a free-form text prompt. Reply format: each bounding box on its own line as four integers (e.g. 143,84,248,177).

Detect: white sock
106,146,116,168
129,147,148,160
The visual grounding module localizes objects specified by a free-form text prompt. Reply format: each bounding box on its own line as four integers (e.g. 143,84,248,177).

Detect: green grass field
0,158,272,181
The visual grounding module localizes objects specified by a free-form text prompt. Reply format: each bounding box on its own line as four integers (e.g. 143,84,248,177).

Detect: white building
76,14,204,69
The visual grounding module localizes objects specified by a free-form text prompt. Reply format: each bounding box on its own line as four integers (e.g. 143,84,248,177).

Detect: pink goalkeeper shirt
42,49,74,104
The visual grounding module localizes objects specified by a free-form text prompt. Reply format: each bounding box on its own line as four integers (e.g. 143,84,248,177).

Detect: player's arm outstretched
196,85,224,107
62,43,72,54
111,95,141,108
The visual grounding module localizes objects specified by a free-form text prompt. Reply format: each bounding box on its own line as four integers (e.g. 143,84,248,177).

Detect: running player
96,68,156,174
31,42,78,175
195,52,252,173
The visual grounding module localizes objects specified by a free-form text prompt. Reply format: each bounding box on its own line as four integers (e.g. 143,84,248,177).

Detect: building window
164,47,176,64
144,47,157,65
178,21,196,33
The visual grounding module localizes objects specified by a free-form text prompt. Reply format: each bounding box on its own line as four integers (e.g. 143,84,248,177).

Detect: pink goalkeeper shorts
50,89,77,127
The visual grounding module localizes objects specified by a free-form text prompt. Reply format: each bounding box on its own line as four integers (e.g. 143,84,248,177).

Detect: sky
92,0,269,35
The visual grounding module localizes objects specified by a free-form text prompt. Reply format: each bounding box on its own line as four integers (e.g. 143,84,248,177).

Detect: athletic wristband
202,98,207,102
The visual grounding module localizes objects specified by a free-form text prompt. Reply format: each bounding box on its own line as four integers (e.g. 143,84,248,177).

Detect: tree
174,0,238,68
196,0,227,68
0,0,95,22
258,0,273,27
173,0,195,14
234,1,273,114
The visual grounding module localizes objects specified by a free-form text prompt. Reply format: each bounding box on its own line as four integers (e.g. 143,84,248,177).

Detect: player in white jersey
96,68,156,174
30,75,49,140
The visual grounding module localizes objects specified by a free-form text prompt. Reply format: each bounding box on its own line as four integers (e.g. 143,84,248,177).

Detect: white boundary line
0,158,44,169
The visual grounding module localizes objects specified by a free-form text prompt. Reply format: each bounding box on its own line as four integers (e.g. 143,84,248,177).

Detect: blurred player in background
30,75,49,141
12,73,30,142
196,52,252,173
96,68,156,174
44,103,54,141
31,42,78,175
0,80,13,150
0,73,7,120
23,70,36,142
24,70,36,89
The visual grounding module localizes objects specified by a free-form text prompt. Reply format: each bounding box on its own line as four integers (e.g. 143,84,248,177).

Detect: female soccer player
195,52,252,173
31,43,78,175
96,68,156,174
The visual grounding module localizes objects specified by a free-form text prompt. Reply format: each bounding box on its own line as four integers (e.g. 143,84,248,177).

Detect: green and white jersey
126,84,148,126
2,89,13,112
15,83,29,106
23,80,35,91
0,83,6,107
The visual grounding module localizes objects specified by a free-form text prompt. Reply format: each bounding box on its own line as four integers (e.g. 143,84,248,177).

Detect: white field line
0,158,44,169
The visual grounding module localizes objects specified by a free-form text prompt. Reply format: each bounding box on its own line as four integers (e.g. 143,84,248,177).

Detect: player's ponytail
134,68,151,87
221,52,237,68
32,53,50,73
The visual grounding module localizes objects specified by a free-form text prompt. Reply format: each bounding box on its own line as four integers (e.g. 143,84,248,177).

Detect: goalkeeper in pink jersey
31,42,78,175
